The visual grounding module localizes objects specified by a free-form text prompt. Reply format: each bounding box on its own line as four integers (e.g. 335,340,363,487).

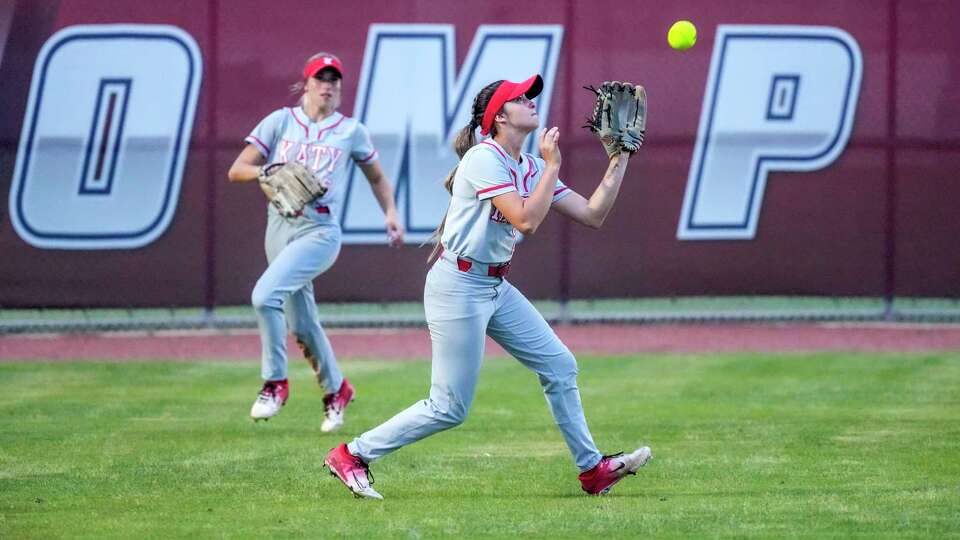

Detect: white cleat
250,397,281,421
321,379,355,433
250,380,288,421
578,446,653,495
621,446,653,473
349,482,383,500
321,411,344,433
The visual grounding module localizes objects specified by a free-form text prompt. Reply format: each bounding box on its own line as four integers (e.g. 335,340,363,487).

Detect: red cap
480,74,544,136
303,56,344,79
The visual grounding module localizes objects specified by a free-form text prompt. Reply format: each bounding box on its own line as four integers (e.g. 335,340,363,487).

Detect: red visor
480,74,544,136
303,56,344,79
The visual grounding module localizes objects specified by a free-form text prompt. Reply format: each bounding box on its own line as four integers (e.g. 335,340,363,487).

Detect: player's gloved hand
258,161,328,217
583,81,647,158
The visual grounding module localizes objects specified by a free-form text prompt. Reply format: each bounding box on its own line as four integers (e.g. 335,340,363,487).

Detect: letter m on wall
340,24,563,244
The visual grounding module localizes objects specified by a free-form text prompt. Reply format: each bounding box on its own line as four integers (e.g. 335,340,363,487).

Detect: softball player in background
325,75,650,498
227,52,403,431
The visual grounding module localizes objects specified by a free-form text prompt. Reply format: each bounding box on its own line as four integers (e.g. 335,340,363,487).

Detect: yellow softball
668,20,697,51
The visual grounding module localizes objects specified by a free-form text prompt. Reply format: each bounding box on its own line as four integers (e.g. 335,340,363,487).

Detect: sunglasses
313,70,341,83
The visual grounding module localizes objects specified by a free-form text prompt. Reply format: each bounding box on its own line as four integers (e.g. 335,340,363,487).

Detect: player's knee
250,288,268,311
449,400,471,425
427,393,470,427
439,401,469,426
539,350,579,390
554,349,580,379
251,282,279,311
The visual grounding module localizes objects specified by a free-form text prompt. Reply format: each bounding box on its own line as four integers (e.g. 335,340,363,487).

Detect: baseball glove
258,161,328,217
583,81,647,157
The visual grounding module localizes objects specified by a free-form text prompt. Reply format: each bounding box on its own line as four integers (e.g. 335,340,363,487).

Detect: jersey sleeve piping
244,135,271,158
477,182,516,200
356,149,379,163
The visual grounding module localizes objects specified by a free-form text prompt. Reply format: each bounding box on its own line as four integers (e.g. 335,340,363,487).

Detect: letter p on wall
677,25,863,240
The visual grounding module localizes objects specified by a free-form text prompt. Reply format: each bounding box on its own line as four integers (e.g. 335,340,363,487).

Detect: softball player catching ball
227,52,403,431
325,74,651,498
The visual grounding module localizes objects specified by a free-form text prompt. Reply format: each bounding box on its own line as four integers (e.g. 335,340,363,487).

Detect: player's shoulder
464,140,509,164
327,113,369,139
264,107,289,122
332,112,360,128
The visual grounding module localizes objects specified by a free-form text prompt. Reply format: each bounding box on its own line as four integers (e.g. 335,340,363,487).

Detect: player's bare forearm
521,126,563,233
492,162,559,235
360,161,404,245
360,162,398,217
371,176,399,218
552,151,630,229
583,152,630,227
494,127,562,235
522,162,560,230
228,145,266,182
228,163,262,182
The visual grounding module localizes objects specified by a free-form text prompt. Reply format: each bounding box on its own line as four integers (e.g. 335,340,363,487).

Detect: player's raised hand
538,127,561,168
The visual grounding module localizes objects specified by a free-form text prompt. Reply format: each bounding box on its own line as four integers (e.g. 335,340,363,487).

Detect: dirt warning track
3,323,960,362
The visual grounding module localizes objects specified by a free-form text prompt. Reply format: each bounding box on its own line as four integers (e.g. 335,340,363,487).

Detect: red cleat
324,443,382,499
578,446,653,495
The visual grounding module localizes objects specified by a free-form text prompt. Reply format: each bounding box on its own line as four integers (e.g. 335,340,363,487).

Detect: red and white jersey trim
356,149,379,164
245,135,271,158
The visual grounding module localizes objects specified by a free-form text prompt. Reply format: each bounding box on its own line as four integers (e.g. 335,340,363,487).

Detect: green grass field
2,353,959,538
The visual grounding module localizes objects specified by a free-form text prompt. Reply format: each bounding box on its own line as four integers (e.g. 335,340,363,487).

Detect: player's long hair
427,80,503,263
290,52,342,106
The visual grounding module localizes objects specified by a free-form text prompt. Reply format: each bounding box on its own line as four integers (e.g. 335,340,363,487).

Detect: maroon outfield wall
0,0,958,308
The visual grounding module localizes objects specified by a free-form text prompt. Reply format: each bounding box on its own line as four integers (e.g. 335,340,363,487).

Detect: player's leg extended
486,280,603,473
287,274,355,433
253,221,340,382
287,279,342,393
252,213,295,382
348,262,494,462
